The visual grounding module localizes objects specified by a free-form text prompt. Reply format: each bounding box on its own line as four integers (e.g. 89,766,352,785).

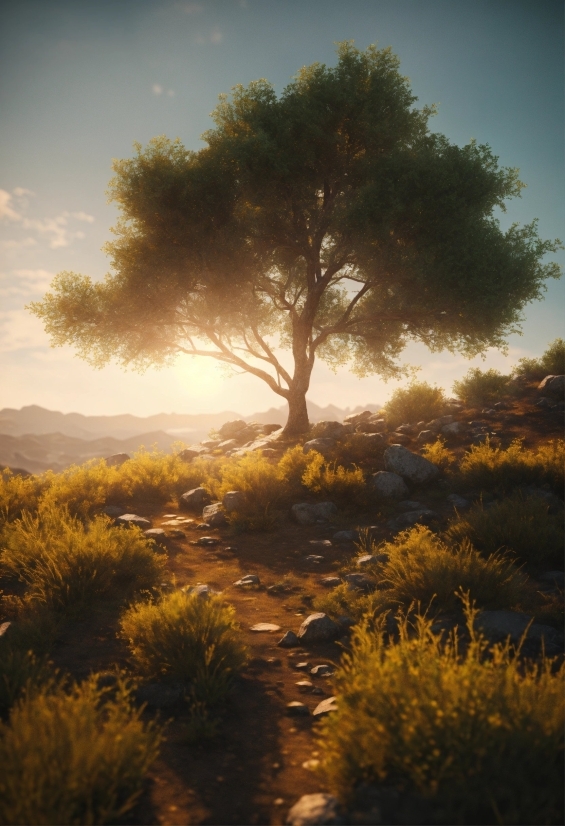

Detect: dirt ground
45,390,563,825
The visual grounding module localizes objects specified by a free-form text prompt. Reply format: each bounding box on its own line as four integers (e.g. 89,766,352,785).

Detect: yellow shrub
458,438,565,494
214,451,283,512
302,453,367,507
421,438,456,470
319,604,565,825
0,469,50,527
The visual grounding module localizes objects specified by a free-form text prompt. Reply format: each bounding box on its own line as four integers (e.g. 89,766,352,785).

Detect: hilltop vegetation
0,355,563,825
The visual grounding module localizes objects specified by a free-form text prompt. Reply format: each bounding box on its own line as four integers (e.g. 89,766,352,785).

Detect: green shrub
1,506,165,615
384,381,447,428
120,590,248,706
452,367,511,407
302,454,367,508
0,676,161,825
457,438,565,495
318,603,565,825
445,493,564,565
513,338,565,380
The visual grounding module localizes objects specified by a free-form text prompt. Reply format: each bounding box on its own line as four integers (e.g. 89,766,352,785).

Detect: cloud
0,308,48,352
196,28,224,45
13,187,34,198
0,189,22,221
70,211,95,223
0,237,36,252
152,83,163,95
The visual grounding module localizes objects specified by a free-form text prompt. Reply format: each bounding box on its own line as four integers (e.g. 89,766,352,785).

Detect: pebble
286,793,340,825
115,513,151,529
294,662,311,671
286,701,310,716
312,696,338,717
320,576,341,588
193,536,219,546
250,623,281,633
234,574,260,586
310,664,333,677
305,555,325,564
309,539,332,548
296,680,313,691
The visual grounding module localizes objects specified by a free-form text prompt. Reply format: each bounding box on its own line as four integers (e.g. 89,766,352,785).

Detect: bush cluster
513,338,565,380
383,381,447,428
456,438,565,495
452,367,511,407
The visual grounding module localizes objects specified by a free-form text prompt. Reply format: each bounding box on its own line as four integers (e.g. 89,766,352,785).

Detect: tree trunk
283,389,310,436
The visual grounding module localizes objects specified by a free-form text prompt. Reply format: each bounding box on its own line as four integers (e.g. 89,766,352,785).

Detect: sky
0,0,563,417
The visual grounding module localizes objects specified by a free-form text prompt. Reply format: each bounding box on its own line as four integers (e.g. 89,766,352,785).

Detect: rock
536,397,553,409
218,419,248,439
390,432,410,445
234,574,260,587
320,577,341,588
291,502,338,525
296,680,314,692
356,419,386,434
344,573,374,591
416,430,435,444
297,613,340,644
332,530,358,543
144,528,168,547
223,490,246,513
103,505,126,517
310,421,346,439
184,584,215,599
136,683,183,708
356,554,379,568
384,445,440,484
278,630,300,648
305,555,325,564
263,423,282,435
286,793,341,825
312,696,338,718
387,509,437,532
178,446,208,462
476,610,563,646
371,471,409,499
116,513,152,529
105,453,130,467
218,439,240,453
294,661,311,671
0,621,12,638
180,487,211,510
286,702,310,717
250,623,281,632
397,500,422,511
343,410,372,426
310,664,333,676
349,432,384,452
446,494,470,510
442,421,465,436
303,438,337,457
202,503,227,527
538,375,565,397
310,539,332,548
193,536,219,546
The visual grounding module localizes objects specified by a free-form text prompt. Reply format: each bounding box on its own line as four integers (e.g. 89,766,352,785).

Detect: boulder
476,610,563,647
343,410,372,426
297,613,340,644
286,793,341,826
218,419,248,439
291,502,338,525
384,445,440,484
349,432,384,451
357,417,386,433
105,453,130,467
180,487,211,511
442,421,465,436
303,438,336,457
178,446,208,462
416,430,434,444
309,421,346,439
263,423,282,435
389,432,410,445
115,513,151,529
371,471,409,499
144,528,168,547
538,375,565,397
278,630,300,648
223,490,246,513
202,503,227,527
217,439,240,453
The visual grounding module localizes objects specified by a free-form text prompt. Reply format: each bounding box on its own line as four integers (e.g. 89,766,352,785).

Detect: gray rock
116,513,152,529
416,430,435,444
312,696,338,718
305,555,325,564
184,584,215,599
446,494,470,510
371,471,409,499
356,419,386,434
286,701,310,717
310,539,332,548
291,502,338,525
136,683,183,708
286,793,341,825
356,554,380,568
387,509,437,532
223,490,246,513
202,503,227,527
103,505,126,517
278,630,300,648
310,664,333,676
180,487,211,510
384,445,440,484
193,536,219,546
539,570,564,589
343,410,372,426
218,438,240,453
349,432,384,451
390,432,411,445
476,610,563,646
218,419,248,439
144,528,168,546
538,375,565,397
332,530,358,542
310,421,346,440
297,613,340,644
344,573,374,591
303,438,337,457
397,500,422,511
234,574,260,587
178,446,209,462
442,421,465,436
250,622,281,632
320,577,341,588
105,452,130,467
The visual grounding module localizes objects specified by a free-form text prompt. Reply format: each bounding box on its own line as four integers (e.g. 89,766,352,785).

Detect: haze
0,0,563,417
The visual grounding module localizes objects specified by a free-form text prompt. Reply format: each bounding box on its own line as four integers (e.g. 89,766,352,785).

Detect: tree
30,43,561,435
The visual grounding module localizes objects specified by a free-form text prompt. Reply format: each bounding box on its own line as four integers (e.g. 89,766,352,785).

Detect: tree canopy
30,42,562,434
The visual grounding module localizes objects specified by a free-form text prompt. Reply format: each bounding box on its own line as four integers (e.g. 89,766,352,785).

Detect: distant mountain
0,400,383,474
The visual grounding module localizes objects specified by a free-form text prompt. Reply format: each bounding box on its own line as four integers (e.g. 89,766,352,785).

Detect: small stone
168,529,186,538
296,680,313,691
184,584,214,599
278,630,300,648
305,555,325,564
384,444,440,484
303,438,337,457
202,503,227,527
343,573,374,591
371,471,409,499
320,576,341,588
309,539,332,548
294,662,311,670
234,574,260,586
286,701,310,716
310,664,333,676
297,613,340,644
356,554,376,568
286,793,340,825
103,505,126,517
180,487,211,510
144,528,168,546
116,513,152,529
194,536,219,546
312,696,338,717
250,623,282,633
223,490,246,513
